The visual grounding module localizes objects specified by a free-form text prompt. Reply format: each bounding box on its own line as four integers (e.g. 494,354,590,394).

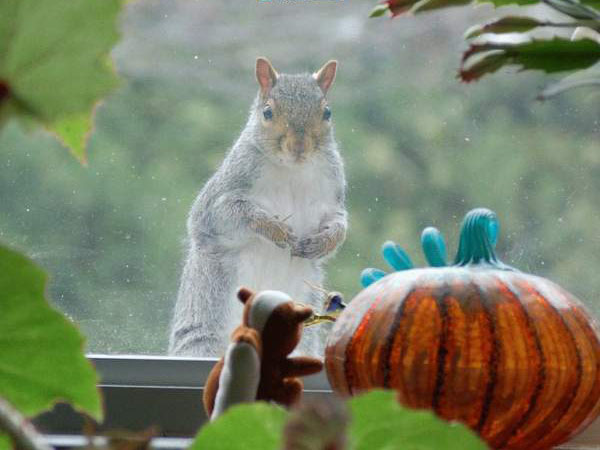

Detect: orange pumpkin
325,208,600,450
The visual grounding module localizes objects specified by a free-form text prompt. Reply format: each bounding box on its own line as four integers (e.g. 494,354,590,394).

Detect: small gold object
304,313,340,327
302,280,346,328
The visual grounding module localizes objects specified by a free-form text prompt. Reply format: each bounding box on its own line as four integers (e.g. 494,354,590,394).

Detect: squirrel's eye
263,105,273,121
323,106,332,121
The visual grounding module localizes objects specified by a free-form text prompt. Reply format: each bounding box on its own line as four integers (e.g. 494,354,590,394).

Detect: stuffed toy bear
203,287,324,420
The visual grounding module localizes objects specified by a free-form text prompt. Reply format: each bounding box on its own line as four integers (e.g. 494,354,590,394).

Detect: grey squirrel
169,57,347,357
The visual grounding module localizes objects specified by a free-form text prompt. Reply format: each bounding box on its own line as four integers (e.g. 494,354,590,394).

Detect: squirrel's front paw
250,216,297,249
291,235,328,259
269,220,297,249
292,224,345,259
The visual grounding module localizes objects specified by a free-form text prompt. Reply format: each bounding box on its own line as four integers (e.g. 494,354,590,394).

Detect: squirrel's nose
293,140,305,155
290,130,305,155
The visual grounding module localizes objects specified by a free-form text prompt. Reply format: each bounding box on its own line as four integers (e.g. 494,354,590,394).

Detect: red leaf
387,0,420,15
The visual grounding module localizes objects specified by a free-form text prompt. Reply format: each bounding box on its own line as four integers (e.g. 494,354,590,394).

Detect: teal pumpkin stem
453,208,513,270
359,207,516,289
382,241,413,271
360,268,386,287
421,227,448,267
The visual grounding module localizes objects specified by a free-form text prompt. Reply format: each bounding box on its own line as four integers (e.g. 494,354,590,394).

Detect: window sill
33,354,331,437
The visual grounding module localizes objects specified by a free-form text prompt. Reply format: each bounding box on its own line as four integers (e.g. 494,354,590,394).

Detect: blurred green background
0,1,599,354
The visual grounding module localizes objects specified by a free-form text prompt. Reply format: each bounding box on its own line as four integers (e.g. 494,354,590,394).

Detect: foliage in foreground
0,0,122,162
0,0,124,447
191,390,489,450
371,0,600,99
0,245,102,449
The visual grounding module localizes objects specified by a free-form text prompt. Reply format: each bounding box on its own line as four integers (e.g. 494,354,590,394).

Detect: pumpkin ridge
439,272,493,429
344,292,385,394
391,286,441,406
563,305,600,438
513,281,583,449
528,284,599,450
432,283,452,413
490,274,546,449
370,287,406,388
534,285,583,448
382,287,415,389
474,278,499,433
499,277,558,448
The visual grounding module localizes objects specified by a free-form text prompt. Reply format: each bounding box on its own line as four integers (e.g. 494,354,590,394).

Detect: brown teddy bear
203,287,324,420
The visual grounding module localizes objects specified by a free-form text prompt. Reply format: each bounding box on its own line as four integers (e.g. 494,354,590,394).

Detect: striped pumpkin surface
325,267,600,450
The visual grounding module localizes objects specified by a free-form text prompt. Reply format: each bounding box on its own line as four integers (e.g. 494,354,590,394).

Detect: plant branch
542,0,600,20
539,20,600,28
0,397,51,450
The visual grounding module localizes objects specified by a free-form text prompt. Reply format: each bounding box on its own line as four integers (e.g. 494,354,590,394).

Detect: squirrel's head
252,57,337,165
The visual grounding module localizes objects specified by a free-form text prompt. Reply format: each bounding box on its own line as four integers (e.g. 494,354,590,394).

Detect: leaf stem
453,208,514,270
538,20,600,29
0,397,52,450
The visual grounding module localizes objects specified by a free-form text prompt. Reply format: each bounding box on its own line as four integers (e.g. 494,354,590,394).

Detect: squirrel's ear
237,287,254,304
256,57,278,96
313,60,337,95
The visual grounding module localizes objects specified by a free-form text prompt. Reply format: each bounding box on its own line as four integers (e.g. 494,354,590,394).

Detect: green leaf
348,390,488,449
0,0,121,161
51,113,94,165
465,17,546,38
460,50,508,82
370,4,391,17
579,0,600,10
0,434,10,450
476,0,539,6
372,0,539,17
190,403,288,450
0,245,102,421
460,36,600,82
411,0,472,14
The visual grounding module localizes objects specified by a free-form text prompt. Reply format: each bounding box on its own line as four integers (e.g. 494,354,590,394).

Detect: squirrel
169,57,347,357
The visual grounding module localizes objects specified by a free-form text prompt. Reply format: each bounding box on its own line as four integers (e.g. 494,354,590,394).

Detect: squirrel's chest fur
236,157,337,305
250,158,335,235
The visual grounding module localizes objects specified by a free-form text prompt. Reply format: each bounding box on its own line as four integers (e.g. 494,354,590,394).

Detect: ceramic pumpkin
325,208,600,450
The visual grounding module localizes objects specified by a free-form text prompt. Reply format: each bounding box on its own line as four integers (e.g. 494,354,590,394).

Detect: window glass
1,1,599,354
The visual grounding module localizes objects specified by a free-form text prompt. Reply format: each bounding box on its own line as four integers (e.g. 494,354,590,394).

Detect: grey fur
169,65,346,357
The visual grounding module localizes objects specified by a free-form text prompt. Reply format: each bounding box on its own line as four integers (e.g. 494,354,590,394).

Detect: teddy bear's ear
294,305,314,323
237,287,255,304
